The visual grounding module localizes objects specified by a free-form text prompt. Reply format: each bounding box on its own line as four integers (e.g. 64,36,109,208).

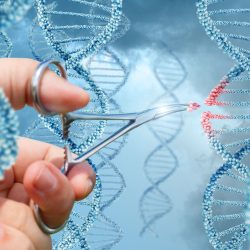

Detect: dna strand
28,28,128,250
85,48,129,97
25,99,126,249
0,88,19,179
139,44,187,236
24,114,125,249
0,4,20,167
28,21,109,155
80,153,125,250
0,1,13,57
88,0,130,44
34,0,123,68
33,1,130,248
28,14,129,208
200,66,250,249
30,0,129,190
33,0,126,154
29,19,129,99
196,0,250,248
60,98,127,248
52,155,124,250
0,0,33,57
24,120,102,249
196,0,250,70
83,212,123,250
0,31,12,58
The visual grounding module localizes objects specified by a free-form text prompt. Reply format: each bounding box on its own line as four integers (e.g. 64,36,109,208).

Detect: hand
0,59,96,250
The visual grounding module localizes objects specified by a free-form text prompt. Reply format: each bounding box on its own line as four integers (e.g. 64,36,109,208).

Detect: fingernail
0,224,5,240
34,166,57,193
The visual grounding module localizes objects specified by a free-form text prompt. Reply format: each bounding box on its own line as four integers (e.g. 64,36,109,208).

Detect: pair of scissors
31,60,198,234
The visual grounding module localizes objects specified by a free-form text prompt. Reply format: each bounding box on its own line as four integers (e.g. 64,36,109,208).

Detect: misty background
4,0,239,249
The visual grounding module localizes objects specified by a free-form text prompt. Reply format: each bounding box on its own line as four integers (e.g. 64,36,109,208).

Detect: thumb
23,161,75,229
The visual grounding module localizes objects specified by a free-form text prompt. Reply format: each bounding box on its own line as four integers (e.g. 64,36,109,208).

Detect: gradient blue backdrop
6,0,236,249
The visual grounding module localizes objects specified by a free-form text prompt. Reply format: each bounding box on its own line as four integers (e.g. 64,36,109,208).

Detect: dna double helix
0,88,19,179
25,89,128,250
196,0,250,248
139,43,187,236
0,0,33,57
85,48,129,97
0,30,12,57
54,63,128,249
63,54,128,249
88,0,130,44
27,1,130,248
28,7,128,200
25,98,126,250
33,0,128,154
0,0,30,192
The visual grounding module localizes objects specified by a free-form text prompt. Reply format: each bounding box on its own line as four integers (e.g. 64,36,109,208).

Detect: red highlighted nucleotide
205,79,228,106
187,102,201,112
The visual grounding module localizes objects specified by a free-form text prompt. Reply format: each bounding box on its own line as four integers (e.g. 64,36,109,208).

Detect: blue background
5,0,238,249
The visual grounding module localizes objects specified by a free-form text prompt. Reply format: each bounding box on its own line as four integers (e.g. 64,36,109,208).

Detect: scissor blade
66,103,196,167
136,104,189,125
152,104,189,120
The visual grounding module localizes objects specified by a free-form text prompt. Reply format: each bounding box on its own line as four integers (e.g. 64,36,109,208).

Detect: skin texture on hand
0,58,96,250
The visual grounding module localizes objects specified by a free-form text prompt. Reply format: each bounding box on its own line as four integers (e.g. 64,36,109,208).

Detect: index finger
0,137,95,200
0,58,89,112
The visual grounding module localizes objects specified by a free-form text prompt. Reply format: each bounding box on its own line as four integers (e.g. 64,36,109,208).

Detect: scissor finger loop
31,60,67,116
31,60,69,235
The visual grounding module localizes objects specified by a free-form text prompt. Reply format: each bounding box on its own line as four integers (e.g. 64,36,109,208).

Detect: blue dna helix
29,1,130,247
25,98,127,249
196,0,250,70
51,154,125,250
0,88,19,180
28,13,129,210
28,18,129,158
139,43,187,236
0,5,20,179
60,87,128,249
88,0,130,44
0,30,12,57
34,0,124,70
30,1,130,249
24,99,127,250
201,66,250,249
0,0,34,57
196,0,250,248
85,47,129,97
33,0,127,154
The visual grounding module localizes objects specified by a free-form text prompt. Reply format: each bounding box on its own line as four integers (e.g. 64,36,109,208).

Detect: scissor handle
31,60,67,115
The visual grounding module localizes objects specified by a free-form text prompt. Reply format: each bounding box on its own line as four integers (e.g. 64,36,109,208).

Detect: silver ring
33,203,67,235
32,60,68,234
31,60,67,115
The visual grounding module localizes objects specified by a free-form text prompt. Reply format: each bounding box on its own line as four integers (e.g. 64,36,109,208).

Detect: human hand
0,58,96,250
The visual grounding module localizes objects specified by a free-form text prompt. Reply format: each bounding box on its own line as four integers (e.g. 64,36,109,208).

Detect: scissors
31,60,198,234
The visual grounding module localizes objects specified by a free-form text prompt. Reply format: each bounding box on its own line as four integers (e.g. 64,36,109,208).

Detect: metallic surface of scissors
31,60,199,234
